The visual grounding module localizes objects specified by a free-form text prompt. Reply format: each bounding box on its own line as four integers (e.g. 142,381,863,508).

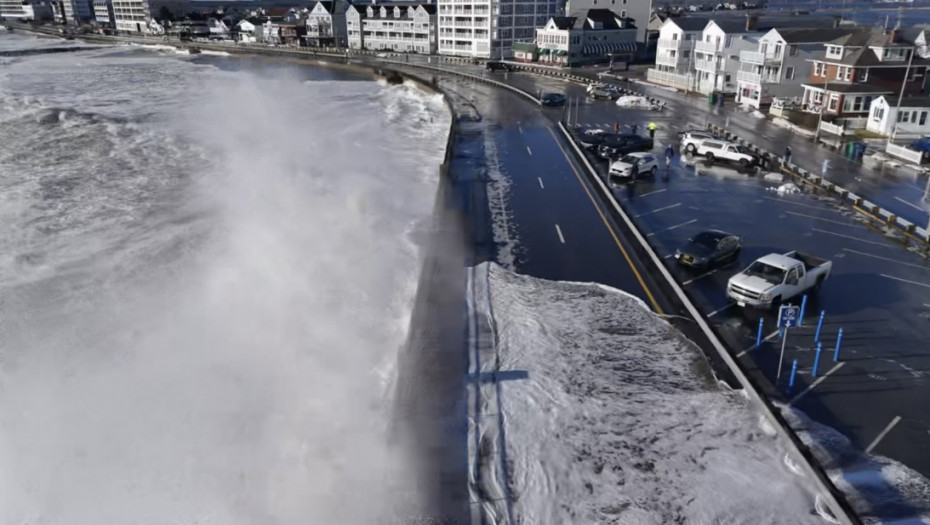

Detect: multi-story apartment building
92,0,114,27
0,0,54,20
113,0,187,33
436,0,560,58
304,0,348,47
532,9,636,66
800,28,928,120
692,18,765,95
62,0,92,23
566,0,651,44
347,3,436,54
647,17,707,90
735,27,854,108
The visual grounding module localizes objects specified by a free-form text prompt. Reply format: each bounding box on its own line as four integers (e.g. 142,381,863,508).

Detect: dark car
486,61,513,72
541,93,567,107
576,130,619,150
588,86,620,100
597,134,654,159
674,230,742,269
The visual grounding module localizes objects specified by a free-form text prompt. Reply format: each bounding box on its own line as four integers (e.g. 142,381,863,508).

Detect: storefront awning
582,41,637,56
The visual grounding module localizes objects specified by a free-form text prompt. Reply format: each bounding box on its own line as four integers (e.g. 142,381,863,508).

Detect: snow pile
615,95,652,108
763,172,785,182
780,406,930,523
751,110,767,119
773,182,801,194
468,263,828,524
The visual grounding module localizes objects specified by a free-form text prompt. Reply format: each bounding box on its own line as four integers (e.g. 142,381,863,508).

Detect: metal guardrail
707,123,930,244
558,120,861,525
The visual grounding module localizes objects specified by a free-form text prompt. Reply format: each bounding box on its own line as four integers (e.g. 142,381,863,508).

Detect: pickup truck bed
786,251,829,272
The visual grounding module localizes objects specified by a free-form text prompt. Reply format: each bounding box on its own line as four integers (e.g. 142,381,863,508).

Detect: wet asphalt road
397,62,930,513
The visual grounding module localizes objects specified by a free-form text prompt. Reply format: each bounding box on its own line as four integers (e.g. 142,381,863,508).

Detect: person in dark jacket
784,145,792,167
665,144,674,168
629,159,640,182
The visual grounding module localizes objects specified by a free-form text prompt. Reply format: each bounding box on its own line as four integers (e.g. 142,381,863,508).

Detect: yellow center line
545,126,664,315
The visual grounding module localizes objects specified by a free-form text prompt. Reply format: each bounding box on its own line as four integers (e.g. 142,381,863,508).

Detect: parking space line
811,227,892,247
880,273,930,289
663,254,674,259
647,218,697,236
865,415,902,454
894,196,925,212
844,248,930,271
763,196,843,212
788,362,846,406
555,224,565,244
706,302,733,318
639,188,668,198
538,177,545,189
635,202,682,218
683,269,718,285
526,146,532,156
737,330,781,357
518,125,523,134
785,210,858,227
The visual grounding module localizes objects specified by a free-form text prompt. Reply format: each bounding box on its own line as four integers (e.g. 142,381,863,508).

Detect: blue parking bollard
812,342,823,378
755,317,764,349
814,310,825,343
833,328,844,362
799,295,808,326
788,359,799,392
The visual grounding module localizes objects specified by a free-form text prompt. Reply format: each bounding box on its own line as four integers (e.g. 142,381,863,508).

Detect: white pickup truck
727,251,832,309
695,139,761,168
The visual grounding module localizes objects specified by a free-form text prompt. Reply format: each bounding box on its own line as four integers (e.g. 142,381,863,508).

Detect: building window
836,66,843,80
828,95,838,111
912,111,918,122
844,67,852,81
789,44,798,56
785,66,794,79
872,106,884,121
902,111,910,123
858,68,868,82
814,62,824,77
921,111,929,126
620,9,626,16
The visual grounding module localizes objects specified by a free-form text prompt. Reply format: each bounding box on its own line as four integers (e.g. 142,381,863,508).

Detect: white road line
763,196,843,212
811,227,891,247
683,269,718,286
737,330,781,357
789,362,846,406
635,202,682,218
894,196,925,212
555,224,565,244
518,125,523,134
880,273,930,289
663,254,674,259
785,210,858,227
538,177,545,189
639,188,668,198
526,146,532,156
647,218,697,236
706,302,733,318
844,248,930,271
865,415,902,454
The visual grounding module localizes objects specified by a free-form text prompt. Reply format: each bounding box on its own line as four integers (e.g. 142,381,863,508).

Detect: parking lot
566,97,930,479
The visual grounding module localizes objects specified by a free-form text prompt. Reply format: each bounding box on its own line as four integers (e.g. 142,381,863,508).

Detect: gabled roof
665,17,711,32
828,28,910,47
549,16,575,30
772,27,860,44
583,8,628,29
876,95,930,108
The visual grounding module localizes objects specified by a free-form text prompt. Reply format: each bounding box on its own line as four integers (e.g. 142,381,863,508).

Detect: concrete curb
706,123,930,245
557,120,860,525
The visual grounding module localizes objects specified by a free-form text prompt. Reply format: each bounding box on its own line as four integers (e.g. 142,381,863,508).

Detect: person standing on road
648,121,657,138
631,123,639,135
665,144,675,169
630,159,640,182
614,122,620,133
784,145,792,166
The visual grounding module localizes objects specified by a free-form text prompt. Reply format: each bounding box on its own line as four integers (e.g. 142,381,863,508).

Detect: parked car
576,129,615,150
680,130,720,153
541,93,567,107
694,139,760,168
674,230,742,269
608,153,658,185
486,61,513,72
726,251,832,309
588,86,620,100
910,137,930,154
597,134,654,159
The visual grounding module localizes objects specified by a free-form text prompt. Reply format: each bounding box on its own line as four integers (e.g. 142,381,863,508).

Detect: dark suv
486,61,513,72
597,134,654,159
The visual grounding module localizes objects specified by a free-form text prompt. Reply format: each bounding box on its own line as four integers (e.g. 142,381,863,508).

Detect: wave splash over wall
0,40,450,525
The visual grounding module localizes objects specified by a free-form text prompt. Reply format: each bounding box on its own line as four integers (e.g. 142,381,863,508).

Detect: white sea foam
0,33,450,524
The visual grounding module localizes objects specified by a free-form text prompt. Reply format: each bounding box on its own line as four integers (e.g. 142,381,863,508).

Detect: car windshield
744,261,786,285
619,155,639,164
690,232,721,248
735,145,750,154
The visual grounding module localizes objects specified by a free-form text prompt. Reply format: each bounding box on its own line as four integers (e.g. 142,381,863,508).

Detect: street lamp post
813,75,831,143
888,45,915,146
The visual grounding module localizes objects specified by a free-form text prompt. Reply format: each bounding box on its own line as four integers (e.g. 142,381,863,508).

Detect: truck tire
705,152,715,162
813,276,824,294
739,158,749,168
770,295,782,311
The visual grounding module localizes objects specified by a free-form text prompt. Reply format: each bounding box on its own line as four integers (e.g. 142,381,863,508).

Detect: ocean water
0,35,450,524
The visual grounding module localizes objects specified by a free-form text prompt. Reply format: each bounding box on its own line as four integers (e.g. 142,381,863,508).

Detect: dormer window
826,45,842,58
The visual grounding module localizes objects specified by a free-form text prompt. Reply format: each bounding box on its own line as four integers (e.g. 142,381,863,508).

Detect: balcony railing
694,57,721,72
740,49,781,64
694,40,720,54
657,38,683,50
655,54,685,67
737,70,761,84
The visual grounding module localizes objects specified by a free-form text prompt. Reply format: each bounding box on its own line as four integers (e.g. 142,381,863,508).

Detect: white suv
679,130,720,154
694,139,761,168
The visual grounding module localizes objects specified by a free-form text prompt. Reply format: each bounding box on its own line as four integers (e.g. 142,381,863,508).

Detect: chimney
746,14,757,32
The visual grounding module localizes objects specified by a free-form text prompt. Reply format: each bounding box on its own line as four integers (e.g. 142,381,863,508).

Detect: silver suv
680,130,720,154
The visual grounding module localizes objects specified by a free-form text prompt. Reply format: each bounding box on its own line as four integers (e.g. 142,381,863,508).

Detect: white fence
818,121,850,136
886,142,926,164
646,68,694,91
